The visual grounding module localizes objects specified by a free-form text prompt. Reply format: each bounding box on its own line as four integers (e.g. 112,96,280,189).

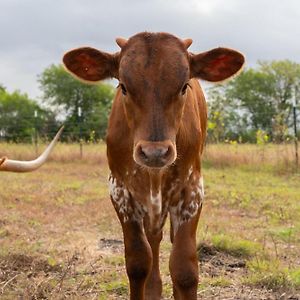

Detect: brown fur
63,32,244,300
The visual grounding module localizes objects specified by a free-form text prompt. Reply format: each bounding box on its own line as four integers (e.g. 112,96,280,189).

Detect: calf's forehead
119,34,190,94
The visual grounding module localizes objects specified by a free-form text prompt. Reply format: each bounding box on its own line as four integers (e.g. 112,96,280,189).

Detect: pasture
0,143,299,299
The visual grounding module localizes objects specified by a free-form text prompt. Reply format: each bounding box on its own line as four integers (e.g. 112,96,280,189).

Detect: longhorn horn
0,126,64,172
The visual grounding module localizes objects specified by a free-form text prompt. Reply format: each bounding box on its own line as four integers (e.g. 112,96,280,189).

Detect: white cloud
0,0,299,98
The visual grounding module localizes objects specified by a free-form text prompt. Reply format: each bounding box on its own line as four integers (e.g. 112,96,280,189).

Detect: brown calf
63,32,244,300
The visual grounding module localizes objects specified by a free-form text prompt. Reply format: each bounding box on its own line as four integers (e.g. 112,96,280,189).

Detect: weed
244,259,294,290
211,234,262,258
290,268,300,287
1,143,299,299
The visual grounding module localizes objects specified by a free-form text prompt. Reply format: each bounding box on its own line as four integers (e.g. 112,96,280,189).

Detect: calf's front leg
145,229,163,300
169,210,201,300
122,221,153,300
109,176,152,300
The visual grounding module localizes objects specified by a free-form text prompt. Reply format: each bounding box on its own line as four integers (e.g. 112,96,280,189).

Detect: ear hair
189,47,245,82
62,47,120,82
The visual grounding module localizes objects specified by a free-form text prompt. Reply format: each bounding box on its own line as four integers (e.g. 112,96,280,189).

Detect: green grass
0,143,299,298
244,259,300,290
210,234,262,258
197,159,300,294
201,276,232,288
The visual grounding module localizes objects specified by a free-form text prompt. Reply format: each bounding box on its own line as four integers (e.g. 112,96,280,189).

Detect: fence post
34,110,38,156
293,89,298,169
78,106,83,159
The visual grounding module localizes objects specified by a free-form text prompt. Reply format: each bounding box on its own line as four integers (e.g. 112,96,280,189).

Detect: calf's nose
134,140,176,168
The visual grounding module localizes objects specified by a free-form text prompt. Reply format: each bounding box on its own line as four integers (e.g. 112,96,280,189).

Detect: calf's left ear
189,47,245,82
63,47,119,82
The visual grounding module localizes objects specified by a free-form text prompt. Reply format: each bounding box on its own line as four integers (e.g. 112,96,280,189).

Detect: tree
0,89,56,142
208,60,300,142
38,64,115,141
207,85,243,142
258,60,300,141
226,69,276,133
0,84,5,93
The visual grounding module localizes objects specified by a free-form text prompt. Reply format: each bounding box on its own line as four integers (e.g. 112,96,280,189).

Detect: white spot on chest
147,189,165,233
150,190,162,214
109,174,147,223
169,172,205,236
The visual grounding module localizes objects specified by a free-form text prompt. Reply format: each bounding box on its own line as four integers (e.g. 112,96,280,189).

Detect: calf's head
63,32,244,169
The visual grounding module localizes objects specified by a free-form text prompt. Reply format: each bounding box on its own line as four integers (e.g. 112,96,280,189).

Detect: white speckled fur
169,171,205,236
109,171,204,235
109,174,147,223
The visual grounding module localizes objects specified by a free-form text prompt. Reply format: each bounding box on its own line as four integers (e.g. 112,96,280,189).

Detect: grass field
0,143,299,299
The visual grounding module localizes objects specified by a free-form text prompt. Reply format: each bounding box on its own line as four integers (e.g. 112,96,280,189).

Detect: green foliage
0,88,56,142
256,129,269,145
0,83,6,93
207,60,300,143
38,64,115,141
207,84,242,142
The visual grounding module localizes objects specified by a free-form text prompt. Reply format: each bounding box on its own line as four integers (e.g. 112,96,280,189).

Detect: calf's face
63,32,244,169
118,35,191,168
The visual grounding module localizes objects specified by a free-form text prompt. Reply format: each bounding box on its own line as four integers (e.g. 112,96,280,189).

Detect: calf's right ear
63,47,119,83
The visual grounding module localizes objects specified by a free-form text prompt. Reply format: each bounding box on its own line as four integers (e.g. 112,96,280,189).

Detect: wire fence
0,111,299,168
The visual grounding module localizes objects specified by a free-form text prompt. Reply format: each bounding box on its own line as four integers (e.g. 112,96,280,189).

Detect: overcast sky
0,0,300,99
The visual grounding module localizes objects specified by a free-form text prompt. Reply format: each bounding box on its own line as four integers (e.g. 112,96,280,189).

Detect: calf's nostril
162,146,171,158
139,146,149,161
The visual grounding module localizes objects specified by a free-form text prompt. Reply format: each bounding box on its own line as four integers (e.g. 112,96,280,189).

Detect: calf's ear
189,47,245,82
63,47,119,82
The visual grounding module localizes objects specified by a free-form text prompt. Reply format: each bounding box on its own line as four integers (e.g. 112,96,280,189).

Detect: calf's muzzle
134,140,176,168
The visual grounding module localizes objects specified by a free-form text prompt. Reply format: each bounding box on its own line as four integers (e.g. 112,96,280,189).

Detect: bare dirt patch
199,242,247,277
197,242,300,300
99,238,124,254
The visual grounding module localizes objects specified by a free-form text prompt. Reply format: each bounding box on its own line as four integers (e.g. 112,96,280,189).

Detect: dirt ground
0,150,299,299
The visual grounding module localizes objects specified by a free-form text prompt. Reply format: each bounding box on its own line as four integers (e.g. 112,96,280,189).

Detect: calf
63,32,244,300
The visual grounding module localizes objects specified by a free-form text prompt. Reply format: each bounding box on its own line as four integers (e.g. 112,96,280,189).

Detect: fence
0,109,299,169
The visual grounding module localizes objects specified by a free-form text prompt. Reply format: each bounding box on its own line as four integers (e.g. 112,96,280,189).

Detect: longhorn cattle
63,32,244,300
0,127,63,172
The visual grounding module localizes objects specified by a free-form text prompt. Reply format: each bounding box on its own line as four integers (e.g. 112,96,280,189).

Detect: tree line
0,65,115,142
0,60,299,143
207,60,300,143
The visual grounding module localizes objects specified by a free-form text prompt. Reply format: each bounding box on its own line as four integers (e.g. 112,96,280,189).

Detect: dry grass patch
0,143,299,299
